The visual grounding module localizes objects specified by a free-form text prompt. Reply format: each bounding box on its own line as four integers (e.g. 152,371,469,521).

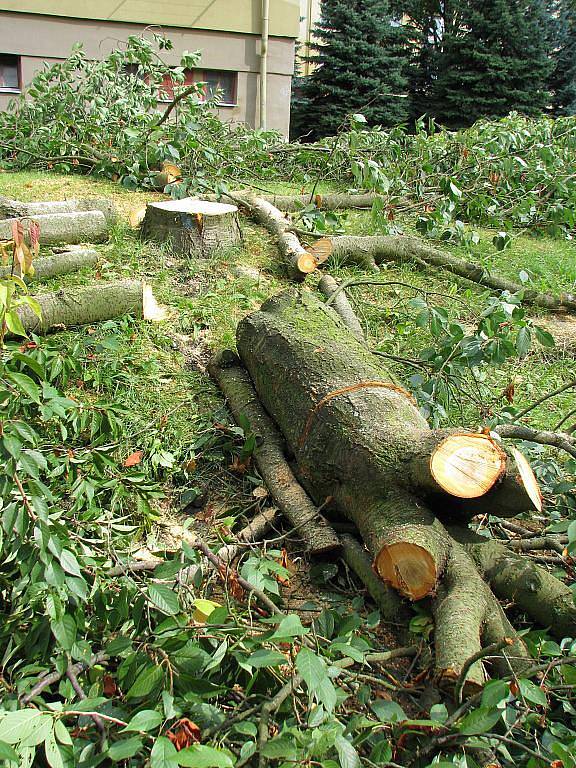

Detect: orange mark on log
299,380,416,448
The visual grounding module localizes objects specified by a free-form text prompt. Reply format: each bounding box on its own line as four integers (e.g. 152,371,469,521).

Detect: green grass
1,170,575,530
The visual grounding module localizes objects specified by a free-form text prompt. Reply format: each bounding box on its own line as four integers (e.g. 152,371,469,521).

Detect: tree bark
0,248,98,281
321,235,576,313
0,196,117,225
225,193,316,278
0,211,109,246
207,349,340,555
231,288,576,687
217,192,385,212
11,279,150,336
141,199,242,258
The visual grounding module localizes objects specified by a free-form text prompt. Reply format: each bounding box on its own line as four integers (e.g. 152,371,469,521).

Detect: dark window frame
0,53,21,93
196,69,237,107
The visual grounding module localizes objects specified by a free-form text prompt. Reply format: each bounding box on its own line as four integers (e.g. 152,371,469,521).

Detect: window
0,54,20,92
158,69,195,102
198,70,237,106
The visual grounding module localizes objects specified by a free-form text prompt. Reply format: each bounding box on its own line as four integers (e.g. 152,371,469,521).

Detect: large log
11,279,162,337
141,198,242,258
0,247,98,281
0,211,109,246
0,196,117,225
233,289,576,687
211,191,385,212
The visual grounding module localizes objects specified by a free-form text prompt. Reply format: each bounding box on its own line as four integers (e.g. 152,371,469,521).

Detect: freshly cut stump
141,198,241,258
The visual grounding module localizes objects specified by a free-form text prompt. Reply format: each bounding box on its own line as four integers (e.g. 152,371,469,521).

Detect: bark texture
0,211,109,246
141,199,242,258
0,196,117,225
324,235,576,313
12,280,146,337
229,288,574,686
207,350,340,555
0,248,98,281
216,191,385,212
227,193,316,278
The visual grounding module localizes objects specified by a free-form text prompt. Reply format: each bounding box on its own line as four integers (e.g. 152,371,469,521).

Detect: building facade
298,0,321,75
0,1,300,136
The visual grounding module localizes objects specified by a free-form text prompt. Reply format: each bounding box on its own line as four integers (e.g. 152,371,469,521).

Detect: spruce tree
429,0,551,128
290,0,410,140
549,0,576,115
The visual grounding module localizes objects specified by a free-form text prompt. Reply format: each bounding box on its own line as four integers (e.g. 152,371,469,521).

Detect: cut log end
374,542,437,601
143,284,170,322
510,446,543,513
431,433,506,499
305,237,333,266
296,252,319,274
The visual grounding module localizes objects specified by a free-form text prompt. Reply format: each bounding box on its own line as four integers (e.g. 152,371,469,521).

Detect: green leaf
108,736,144,762
458,706,502,735
518,679,547,707
51,614,77,651
296,647,337,713
335,735,361,768
44,734,65,768
247,649,287,668
0,709,45,743
0,741,18,761
534,325,555,347
5,310,27,337
126,664,164,699
19,449,47,479
371,700,406,723
269,614,309,640
176,745,234,767
515,326,531,357
122,709,163,732
8,372,40,403
148,584,180,615
481,679,509,708
59,549,82,577
150,737,177,768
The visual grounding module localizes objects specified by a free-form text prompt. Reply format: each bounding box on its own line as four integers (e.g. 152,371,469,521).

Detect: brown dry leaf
102,674,118,697
229,455,251,474
183,458,197,474
503,382,515,403
252,486,268,499
314,193,323,208
166,718,201,751
123,450,144,467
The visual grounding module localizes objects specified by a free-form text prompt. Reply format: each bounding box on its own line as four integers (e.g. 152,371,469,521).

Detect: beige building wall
298,0,321,75
0,7,297,134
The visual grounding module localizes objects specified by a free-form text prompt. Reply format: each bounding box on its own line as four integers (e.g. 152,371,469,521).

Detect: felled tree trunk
317,235,576,312
0,196,117,225
213,191,384,212
0,248,98,281
234,289,573,688
11,279,162,337
141,198,242,258
0,211,109,246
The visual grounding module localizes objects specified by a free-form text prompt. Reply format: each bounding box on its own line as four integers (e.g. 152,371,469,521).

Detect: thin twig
66,663,107,749
455,639,513,703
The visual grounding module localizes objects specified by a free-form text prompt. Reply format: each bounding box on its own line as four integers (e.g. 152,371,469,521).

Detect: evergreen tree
549,0,576,115
290,0,410,140
429,0,551,128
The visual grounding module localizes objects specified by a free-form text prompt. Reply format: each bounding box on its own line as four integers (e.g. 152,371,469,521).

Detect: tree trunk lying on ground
0,247,98,281
142,198,242,258
0,195,117,225
0,211,109,246
315,235,576,313
226,288,576,691
10,279,164,337
213,191,385,212
226,193,317,278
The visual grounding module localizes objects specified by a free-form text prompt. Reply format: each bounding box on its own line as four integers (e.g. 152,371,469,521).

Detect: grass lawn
1,170,575,542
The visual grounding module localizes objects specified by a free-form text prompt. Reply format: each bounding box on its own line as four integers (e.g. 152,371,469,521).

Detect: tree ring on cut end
430,432,506,499
374,542,437,601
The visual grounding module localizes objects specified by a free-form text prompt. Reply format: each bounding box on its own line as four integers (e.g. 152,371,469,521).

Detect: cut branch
0,211,110,246
0,195,117,224
0,247,98,281
495,424,576,460
317,236,576,313
11,279,163,337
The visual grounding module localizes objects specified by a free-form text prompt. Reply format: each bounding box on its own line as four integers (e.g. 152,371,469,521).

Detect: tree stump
141,198,242,258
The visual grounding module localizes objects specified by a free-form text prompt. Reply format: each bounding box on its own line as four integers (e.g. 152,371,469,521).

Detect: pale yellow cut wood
143,284,170,322
430,433,506,499
375,542,437,600
296,252,319,274
306,237,333,265
511,446,543,512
